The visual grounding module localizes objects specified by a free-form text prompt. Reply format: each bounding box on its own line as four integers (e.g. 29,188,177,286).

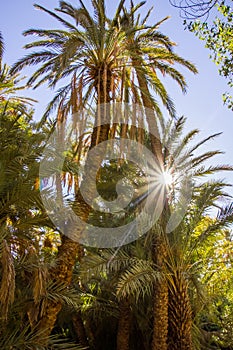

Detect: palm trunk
136,65,193,349
134,60,169,350
33,83,111,342
168,271,193,350
72,311,89,347
33,236,84,339
152,280,168,350
116,299,132,350
151,234,168,350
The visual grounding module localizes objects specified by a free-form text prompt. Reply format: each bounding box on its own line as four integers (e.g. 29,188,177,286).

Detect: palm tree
0,93,89,348
107,116,232,349
158,116,231,350
0,47,45,330
11,0,129,341
166,180,233,350
113,182,233,349
117,4,197,348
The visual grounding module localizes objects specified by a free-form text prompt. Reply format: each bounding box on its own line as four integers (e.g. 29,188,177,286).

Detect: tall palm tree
11,0,128,341
117,3,197,348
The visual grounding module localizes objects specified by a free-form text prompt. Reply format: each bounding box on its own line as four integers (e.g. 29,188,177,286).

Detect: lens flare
160,170,173,187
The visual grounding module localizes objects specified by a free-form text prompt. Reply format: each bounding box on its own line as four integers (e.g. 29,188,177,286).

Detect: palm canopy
11,0,127,119
11,0,197,122
0,33,36,108
118,1,198,117
0,64,36,109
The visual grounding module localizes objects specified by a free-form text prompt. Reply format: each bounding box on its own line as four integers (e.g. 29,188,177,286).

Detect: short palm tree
157,116,231,350
0,94,89,348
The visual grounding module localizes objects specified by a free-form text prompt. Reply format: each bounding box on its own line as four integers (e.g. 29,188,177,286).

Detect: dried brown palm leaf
0,240,15,321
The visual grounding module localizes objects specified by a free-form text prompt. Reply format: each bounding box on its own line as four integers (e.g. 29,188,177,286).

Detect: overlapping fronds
0,323,87,349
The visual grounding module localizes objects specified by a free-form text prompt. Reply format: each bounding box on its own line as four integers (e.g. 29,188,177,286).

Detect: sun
160,170,173,187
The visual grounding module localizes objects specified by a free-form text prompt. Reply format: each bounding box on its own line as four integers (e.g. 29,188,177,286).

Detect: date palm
11,0,129,341
0,91,89,348
156,116,232,350
113,116,232,349
117,4,197,348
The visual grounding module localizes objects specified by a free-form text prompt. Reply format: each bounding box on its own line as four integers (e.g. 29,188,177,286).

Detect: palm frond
116,259,160,302
34,4,78,31
0,31,4,59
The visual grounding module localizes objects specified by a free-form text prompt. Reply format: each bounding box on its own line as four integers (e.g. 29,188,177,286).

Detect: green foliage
186,1,233,110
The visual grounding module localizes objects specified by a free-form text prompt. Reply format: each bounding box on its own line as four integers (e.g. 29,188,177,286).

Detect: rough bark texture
116,299,132,350
152,280,169,350
151,235,168,350
33,236,83,339
168,271,193,350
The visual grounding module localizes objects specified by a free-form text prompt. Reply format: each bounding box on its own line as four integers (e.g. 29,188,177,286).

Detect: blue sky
1,0,233,192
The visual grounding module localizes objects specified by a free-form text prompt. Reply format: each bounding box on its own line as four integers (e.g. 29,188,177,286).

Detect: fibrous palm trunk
133,60,169,350
72,311,89,347
168,271,193,350
151,234,168,350
116,299,132,350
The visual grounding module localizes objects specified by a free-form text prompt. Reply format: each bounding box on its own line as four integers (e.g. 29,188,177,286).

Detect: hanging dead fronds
33,265,48,305
0,240,15,321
